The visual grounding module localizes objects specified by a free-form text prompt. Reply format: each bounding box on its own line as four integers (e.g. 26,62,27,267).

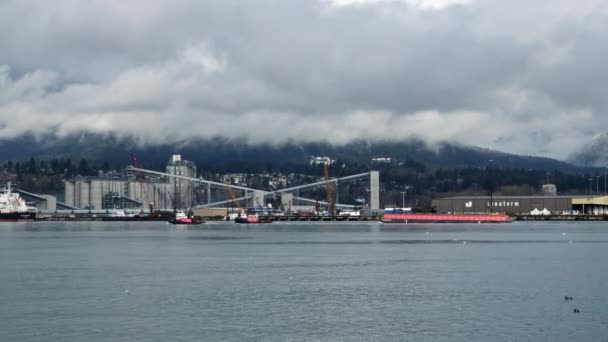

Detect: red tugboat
168,211,204,225
234,213,273,224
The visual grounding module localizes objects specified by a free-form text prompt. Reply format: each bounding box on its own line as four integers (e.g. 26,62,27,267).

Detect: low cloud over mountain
1,0,607,160
571,132,608,167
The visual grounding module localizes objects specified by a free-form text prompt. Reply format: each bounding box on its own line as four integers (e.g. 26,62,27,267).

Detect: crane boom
224,180,244,213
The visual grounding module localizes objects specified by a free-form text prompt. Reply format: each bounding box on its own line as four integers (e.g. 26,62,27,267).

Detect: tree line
1,158,110,178
1,157,605,208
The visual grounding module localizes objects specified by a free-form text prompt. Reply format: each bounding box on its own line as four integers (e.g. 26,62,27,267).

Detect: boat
102,209,173,222
0,182,36,221
382,212,511,223
234,213,273,224
168,211,204,225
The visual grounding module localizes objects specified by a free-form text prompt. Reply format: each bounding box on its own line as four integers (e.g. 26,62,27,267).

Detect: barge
382,213,511,223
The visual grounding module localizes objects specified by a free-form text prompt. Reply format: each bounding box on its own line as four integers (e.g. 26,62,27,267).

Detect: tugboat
0,182,36,221
168,210,204,225
234,213,273,224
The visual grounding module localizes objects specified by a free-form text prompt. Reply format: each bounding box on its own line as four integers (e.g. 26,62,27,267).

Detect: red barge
382,213,511,223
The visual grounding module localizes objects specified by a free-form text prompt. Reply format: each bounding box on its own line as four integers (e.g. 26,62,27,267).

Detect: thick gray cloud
0,0,606,159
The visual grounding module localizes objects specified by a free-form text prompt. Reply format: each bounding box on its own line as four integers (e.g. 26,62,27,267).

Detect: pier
513,214,608,221
257,215,381,222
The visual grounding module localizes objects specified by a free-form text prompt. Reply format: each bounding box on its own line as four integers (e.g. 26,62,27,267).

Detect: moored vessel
234,213,273,224
168,211,204,225
382,213,511,223
0,183,36,221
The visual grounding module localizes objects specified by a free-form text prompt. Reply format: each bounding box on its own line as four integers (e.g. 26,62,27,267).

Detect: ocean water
1,221,607,341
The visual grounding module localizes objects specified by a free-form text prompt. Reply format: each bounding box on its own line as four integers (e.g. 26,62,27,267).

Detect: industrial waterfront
1,221,607,342
10,154,608,224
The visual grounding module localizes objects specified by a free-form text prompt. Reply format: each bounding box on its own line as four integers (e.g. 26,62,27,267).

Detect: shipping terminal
5,154,608,223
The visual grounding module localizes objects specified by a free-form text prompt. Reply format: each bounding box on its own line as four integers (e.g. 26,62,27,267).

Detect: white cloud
327,0,471,10
1,0,607,160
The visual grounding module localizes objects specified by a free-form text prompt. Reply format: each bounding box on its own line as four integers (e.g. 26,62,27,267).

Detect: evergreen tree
64,159,74,177
26,157,37,174
39,160,48,173
78,158,89,176
50,159,60,173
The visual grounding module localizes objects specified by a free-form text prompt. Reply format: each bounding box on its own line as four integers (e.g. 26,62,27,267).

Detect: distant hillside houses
309,156,335,166
221,173,250,186
372,157,392,164
268,174,289,189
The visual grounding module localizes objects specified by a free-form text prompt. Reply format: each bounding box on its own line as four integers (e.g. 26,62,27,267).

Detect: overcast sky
0,0,606,159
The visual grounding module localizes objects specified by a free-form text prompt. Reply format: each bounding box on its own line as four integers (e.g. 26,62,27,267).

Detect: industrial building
432,194,608,215
64,155,197,210
165,154,197,209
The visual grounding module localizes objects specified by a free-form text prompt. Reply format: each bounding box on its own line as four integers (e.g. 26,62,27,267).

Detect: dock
257,215,381,222
513,214,608,221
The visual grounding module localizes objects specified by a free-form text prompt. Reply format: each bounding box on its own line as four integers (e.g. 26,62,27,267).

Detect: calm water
1,221,607,341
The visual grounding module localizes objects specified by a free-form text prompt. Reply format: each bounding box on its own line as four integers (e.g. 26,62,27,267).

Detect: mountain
570,132,608,167
0,133,591,173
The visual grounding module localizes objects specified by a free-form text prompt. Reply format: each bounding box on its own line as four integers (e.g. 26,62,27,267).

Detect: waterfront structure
370,171,380,211
64,155,198,210
432,194,608,215
64,177,174,210
132,165,380,212
166,155,197,209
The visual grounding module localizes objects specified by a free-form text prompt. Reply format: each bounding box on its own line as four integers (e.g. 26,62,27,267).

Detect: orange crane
324,163,335,215
224,180,244,214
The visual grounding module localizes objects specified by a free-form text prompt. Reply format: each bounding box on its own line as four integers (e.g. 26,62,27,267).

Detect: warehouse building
432,195,608,215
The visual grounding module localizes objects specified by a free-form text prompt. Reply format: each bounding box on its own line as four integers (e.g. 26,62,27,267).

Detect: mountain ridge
0,133,593,173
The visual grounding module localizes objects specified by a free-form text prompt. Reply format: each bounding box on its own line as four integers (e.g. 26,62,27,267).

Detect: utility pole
489,159,494,213
400,185,413,208
546,172,550,184
597,175,600,195
589,177,593,195
173,163,177,211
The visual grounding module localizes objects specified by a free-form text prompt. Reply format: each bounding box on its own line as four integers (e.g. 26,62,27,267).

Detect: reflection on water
1,221,607,342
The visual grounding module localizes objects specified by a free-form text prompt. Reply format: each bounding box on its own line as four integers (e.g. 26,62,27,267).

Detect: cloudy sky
1,0,606,159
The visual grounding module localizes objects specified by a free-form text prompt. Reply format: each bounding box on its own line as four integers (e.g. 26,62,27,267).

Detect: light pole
546,172,550,184
589,177,593,195
488,159,494,213
400,185,412,208
597,175,600,195
604,172,606,195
